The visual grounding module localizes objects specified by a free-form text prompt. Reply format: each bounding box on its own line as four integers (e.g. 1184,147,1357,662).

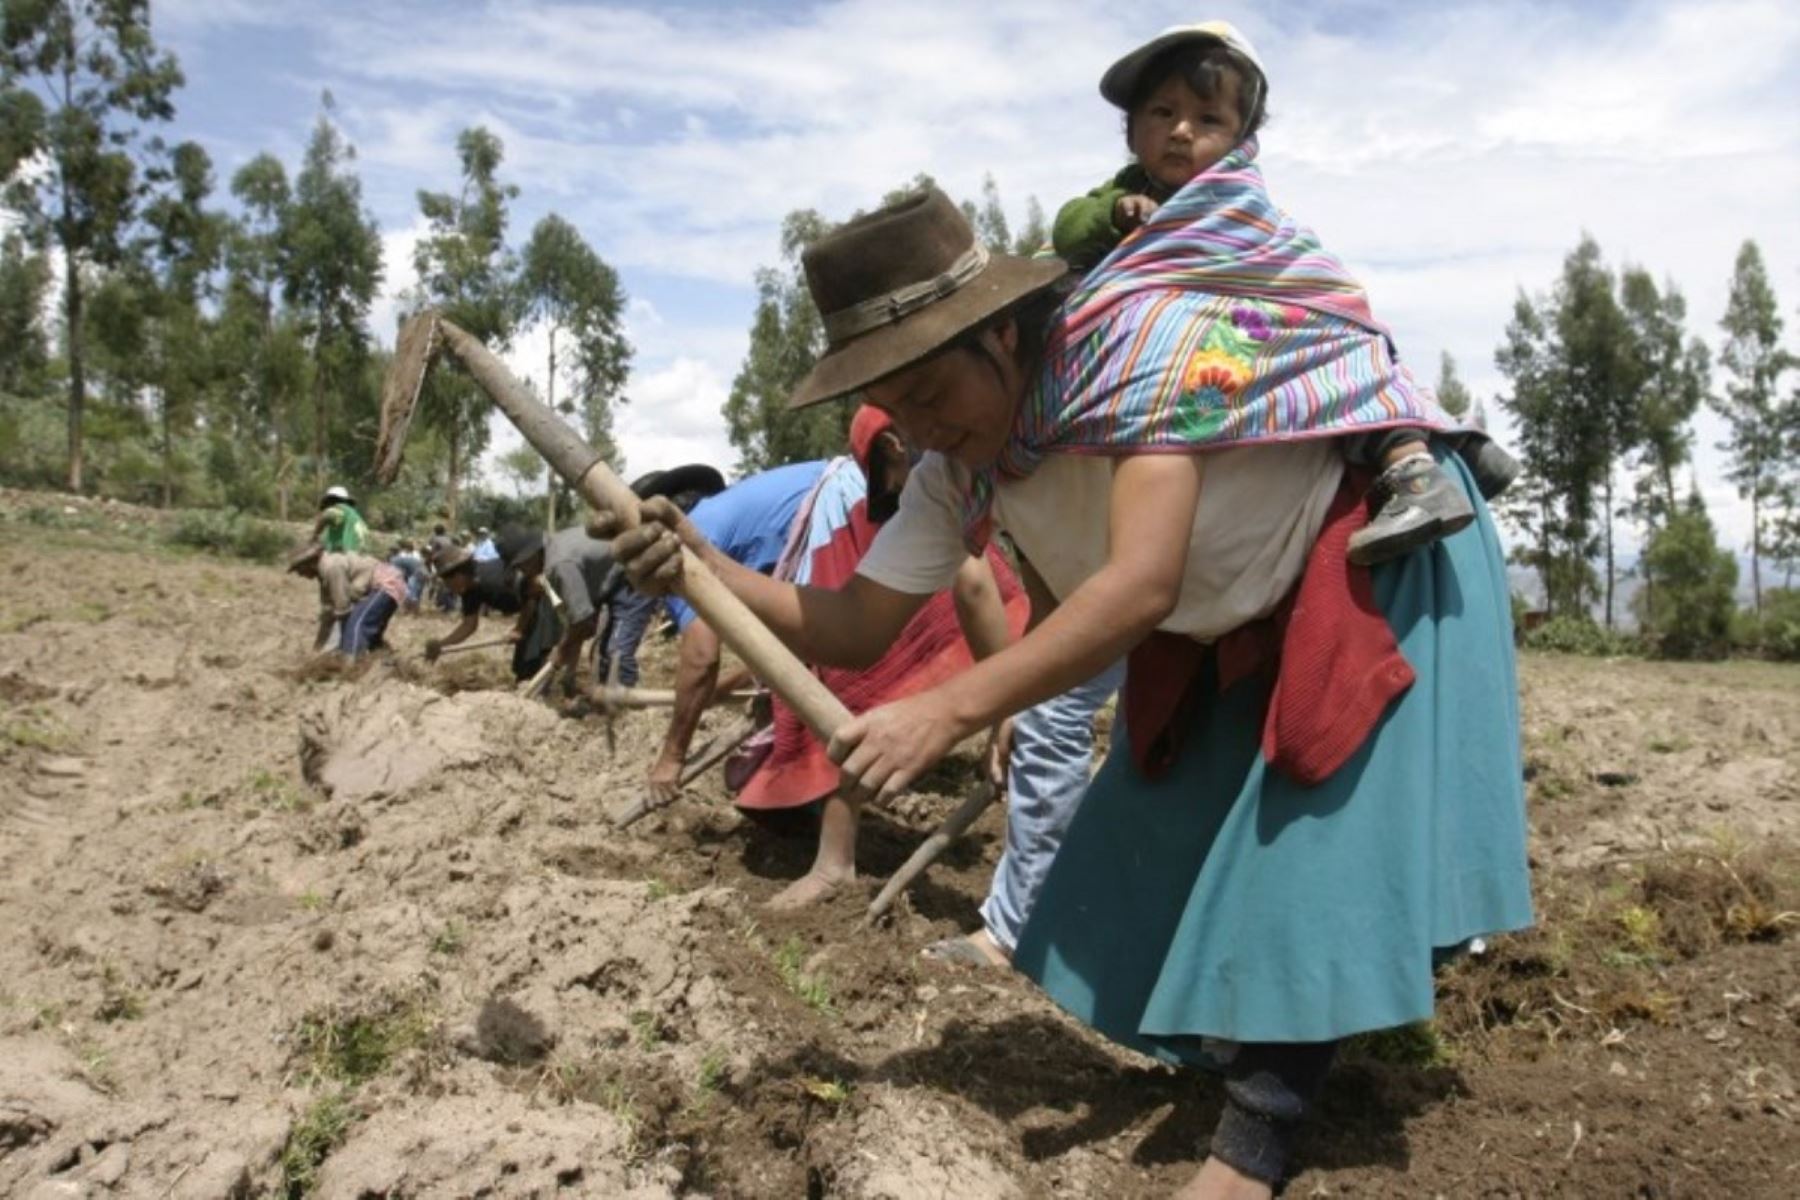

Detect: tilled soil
1,517,1797,1198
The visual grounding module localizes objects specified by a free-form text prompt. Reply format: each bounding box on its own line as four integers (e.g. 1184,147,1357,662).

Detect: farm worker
313,485,368,553
472,527,500,563
288,543,406,657
388,539,426,611
424,523,459,611
636,412,1027,910
604,179,1530,1195
602,464,728,688
501,524,620,691
423,544,528,674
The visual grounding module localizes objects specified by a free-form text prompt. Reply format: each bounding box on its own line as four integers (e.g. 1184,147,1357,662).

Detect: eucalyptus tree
0,0,183,491
410,126,521,522
520,212,631,522
280,104,383,493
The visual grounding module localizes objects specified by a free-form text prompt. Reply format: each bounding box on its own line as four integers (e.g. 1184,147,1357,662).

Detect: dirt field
2,501,1797,1198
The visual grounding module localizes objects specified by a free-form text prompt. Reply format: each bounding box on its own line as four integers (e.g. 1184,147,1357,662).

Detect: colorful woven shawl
960,136,1454,551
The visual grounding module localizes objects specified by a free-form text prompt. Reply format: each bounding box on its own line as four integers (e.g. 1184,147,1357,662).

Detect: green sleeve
1052,178,1131,270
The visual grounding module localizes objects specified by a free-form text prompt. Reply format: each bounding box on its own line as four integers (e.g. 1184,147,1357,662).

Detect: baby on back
1052,22,1517,564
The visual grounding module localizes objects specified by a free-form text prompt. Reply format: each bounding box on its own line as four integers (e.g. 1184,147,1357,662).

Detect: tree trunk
1538,495,1554,618
264,288,288,522
1751,487,1763,622
313,312,330,492
161,391,173,508
446,422,462,527
275,403,289,521
64,250,85,494
1603,468,1615,630
545,325,557,532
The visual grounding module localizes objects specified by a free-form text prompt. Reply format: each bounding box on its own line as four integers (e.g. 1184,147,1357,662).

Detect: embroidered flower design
1181,347,1252,403
1231,304,1274,342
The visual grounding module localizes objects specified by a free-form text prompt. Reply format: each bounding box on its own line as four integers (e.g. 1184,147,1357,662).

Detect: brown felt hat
286,542,324,574
786,187,1068,410
431,544,474,575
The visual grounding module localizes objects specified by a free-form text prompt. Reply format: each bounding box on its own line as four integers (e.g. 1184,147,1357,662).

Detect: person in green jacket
1051,21,1517,565
314,485,369,553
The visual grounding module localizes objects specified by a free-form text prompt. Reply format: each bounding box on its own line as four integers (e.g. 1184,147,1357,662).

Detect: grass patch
530,1057,647,1157
95,963,145,1024
774,936,837,1018
249,767,309,812
628,1009,666,1050
292,997,433,1087
1435,843,1798,1050
1347,1021,1455,1068
277,1089,359,1199
696,1048,728,1095
2,705,72,752
429,922,465,956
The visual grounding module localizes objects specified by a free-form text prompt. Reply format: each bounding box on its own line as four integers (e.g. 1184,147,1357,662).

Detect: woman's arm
831,454,1202,801
605,498,933,670
950,553,1012,662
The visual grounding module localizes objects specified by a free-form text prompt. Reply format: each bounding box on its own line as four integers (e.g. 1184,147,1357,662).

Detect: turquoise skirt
1012,453,1532,1059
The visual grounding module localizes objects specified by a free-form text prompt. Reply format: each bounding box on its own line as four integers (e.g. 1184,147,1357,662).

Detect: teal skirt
1012,453,1532,1059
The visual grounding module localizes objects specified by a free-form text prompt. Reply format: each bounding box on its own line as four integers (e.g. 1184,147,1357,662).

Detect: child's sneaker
1348,455,1475,565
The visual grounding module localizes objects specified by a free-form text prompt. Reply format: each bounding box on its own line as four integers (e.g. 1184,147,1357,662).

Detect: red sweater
1125,472,1414,786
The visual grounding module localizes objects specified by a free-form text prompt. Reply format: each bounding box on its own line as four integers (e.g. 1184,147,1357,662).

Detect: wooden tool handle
865,782,999,922
436,318,854,745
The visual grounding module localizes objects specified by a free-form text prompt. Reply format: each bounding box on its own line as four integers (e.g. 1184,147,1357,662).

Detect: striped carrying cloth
961,136,1455,551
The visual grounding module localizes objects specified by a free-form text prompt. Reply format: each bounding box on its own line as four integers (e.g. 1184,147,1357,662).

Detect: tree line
1496,235,1797,654
0,1,630,527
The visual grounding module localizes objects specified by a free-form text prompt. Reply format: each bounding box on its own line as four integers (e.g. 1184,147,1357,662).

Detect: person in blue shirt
602,465,728,688
638,460,828,802
471,527,500,563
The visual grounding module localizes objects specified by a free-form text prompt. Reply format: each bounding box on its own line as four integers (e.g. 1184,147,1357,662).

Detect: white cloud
614,357,740,481
160,0,1800,555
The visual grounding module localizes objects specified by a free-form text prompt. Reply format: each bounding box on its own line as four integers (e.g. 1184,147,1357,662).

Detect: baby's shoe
1348,454,1475,565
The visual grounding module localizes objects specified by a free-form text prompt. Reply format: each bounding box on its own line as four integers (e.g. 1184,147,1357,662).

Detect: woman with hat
423,542,526,669
606,179,1530,1195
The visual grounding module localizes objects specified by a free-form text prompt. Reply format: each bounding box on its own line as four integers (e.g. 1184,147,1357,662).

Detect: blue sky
152,0,1800,550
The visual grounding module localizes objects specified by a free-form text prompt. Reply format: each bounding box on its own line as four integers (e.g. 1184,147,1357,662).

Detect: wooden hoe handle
432,318,855,745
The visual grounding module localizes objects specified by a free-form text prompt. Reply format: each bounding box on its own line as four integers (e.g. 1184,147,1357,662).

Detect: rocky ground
1,496,1796,1198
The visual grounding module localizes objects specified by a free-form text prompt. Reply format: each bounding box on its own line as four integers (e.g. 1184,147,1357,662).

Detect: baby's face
1129,72,1244,193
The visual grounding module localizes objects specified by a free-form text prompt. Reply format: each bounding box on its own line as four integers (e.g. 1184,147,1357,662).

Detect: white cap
323,485,353,502
1099,21,1267,110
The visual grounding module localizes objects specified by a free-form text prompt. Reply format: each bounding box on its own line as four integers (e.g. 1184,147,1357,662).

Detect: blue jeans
602,588,659,687
980,660,1125,953
339,592,397,658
